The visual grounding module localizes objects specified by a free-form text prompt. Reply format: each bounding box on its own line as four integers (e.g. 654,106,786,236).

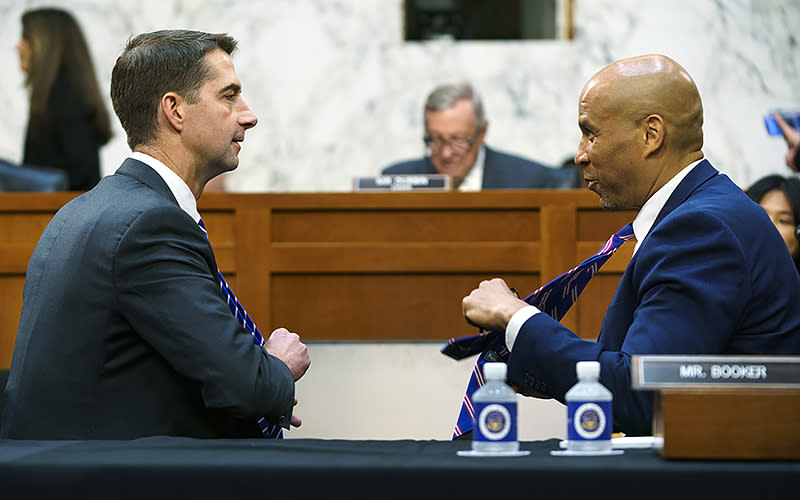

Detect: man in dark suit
381,82,577,190
1,30,310,439
461,54,800,435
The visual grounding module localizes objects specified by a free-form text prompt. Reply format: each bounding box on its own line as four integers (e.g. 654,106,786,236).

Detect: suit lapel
597,159,718,347
114,158,180,207
651,159,717,231
480,146,498,188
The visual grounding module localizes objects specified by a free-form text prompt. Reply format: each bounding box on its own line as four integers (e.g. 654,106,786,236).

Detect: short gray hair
424,82,487,130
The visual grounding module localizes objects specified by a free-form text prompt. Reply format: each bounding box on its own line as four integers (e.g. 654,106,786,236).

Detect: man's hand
775,114,800,171
264,328,310,381
462,278,528,331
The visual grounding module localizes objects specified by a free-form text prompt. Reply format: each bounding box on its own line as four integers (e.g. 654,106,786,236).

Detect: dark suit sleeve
482,148,578,189
381,158,436,176
507,211,749,435
112,206,295,426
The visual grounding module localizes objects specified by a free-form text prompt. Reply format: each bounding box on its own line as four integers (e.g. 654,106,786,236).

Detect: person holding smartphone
773,114,800,172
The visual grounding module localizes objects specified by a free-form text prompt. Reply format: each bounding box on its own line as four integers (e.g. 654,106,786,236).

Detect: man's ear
160,92,184,132
642,114,664,157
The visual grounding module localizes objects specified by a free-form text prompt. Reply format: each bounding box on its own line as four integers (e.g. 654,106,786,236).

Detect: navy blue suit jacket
381,146,579,189
507,160,800,435
1,159,294,439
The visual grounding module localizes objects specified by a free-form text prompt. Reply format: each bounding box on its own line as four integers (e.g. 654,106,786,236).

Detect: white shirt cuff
505,305,541,351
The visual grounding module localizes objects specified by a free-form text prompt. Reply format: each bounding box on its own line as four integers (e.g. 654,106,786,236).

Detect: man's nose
438,144,457,159
574,141,589,166
239,99,258,129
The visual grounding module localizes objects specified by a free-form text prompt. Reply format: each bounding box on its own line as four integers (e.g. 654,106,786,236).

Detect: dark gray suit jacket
381,146,579,189
1,159,294,439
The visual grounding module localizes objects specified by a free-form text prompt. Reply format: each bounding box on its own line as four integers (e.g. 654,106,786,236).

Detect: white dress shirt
457,146,486,192
129,152,201,223
504,158,704,350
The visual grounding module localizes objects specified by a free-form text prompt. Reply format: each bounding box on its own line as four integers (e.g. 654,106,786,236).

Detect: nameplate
631,355,800,389
353,174,450,192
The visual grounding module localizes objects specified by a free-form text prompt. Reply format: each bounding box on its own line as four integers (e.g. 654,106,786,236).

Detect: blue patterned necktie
443,223,635,438
198,219,283,439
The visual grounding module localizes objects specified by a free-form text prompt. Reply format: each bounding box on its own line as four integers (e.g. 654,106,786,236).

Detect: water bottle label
473,402,517,442
567,401,612,441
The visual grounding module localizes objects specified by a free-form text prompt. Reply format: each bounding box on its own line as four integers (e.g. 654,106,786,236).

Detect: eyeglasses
423,132,480,154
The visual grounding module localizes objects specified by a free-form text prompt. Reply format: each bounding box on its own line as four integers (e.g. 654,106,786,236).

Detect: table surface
1,437,798,500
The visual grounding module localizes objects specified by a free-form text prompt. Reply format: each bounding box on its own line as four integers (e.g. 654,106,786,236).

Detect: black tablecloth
1,437,797,499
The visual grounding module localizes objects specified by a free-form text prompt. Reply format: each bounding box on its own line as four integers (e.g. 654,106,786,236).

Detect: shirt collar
631,158,704,254
129,152,201,223
457,145,485,192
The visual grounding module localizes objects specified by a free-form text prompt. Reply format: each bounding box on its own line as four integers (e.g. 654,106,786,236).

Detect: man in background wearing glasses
381,82,577,190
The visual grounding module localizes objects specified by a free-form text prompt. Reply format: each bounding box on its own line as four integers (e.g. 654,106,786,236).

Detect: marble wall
1,0,798,192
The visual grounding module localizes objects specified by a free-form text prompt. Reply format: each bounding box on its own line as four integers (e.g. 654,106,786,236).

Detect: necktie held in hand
198,219,284,439
443,223,635,438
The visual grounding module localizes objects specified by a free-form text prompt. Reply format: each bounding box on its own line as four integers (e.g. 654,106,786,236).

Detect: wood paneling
655,389,800,459
270,272,540,341
271,209,540,243
0,190,636,369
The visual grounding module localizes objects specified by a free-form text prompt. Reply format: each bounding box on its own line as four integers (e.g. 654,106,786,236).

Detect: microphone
795,225,800,240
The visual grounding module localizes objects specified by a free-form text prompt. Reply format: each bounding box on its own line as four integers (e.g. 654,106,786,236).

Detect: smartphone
764,110,800,136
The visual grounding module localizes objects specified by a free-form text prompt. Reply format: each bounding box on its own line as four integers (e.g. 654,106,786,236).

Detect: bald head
582,54,703,154
575,55,705,210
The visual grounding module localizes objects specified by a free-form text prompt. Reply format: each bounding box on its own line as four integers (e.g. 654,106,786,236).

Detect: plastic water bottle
565,361,613,453
471,362,519,454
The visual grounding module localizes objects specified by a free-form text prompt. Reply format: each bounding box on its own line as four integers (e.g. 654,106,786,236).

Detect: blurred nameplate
353,174,450,192
631,355,800,389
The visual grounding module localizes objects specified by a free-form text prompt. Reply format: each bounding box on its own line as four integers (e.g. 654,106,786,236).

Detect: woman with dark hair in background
746,174,800,272
16,8,112,190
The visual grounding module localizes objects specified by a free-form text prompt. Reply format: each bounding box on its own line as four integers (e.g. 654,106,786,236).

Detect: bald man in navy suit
462,55,800,436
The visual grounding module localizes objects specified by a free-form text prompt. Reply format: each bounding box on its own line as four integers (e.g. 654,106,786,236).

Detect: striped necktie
198,219,283,439
444,223,634,438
